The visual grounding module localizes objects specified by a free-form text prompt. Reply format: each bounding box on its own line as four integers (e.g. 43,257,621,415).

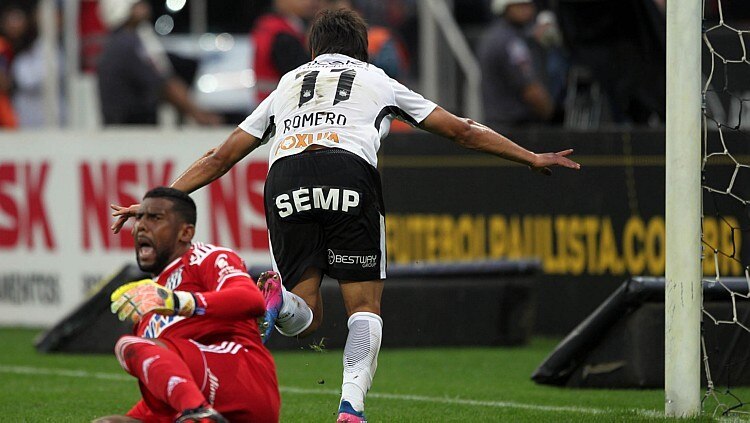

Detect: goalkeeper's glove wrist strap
173,291,196,317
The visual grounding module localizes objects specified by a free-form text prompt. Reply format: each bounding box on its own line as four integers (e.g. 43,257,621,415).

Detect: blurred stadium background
1,0,750,420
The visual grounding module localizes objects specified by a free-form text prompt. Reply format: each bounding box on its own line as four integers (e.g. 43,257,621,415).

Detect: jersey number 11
298,69,356,108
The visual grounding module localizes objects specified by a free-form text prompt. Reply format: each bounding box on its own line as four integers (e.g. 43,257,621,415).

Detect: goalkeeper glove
111,279,196,323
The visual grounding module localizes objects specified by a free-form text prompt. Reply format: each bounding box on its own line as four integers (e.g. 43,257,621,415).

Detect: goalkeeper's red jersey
133,242,267,350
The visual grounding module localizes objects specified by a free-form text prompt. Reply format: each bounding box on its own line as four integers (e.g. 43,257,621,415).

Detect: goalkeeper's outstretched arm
111,278,265,323
418,106,580,175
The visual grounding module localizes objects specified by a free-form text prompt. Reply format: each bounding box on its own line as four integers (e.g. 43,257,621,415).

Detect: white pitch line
0,365,132,381
280,386,608,414
0,365,649,416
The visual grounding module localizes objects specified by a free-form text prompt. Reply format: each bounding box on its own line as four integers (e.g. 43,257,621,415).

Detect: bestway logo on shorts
328,249,378,268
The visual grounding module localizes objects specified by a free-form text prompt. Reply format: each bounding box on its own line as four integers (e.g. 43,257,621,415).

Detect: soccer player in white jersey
112,8,580,422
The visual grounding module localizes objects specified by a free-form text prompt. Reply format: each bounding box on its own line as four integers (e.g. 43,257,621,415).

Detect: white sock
275,286,313,336
340,312,383,413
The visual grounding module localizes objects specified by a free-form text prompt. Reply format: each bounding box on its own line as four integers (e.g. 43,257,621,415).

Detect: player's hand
111,279,196,323
529,149,581,176
110,203,140,234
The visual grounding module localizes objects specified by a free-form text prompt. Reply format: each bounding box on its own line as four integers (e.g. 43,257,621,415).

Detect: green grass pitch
0,328,739,421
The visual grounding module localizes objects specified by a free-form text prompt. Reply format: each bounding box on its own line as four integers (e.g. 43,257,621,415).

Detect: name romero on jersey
283,112,347,132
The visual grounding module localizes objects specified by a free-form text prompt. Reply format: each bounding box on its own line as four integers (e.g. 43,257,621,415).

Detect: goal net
701,0,750,415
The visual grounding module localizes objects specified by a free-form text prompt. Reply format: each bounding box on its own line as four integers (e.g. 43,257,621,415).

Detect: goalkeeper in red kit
94,187,279,423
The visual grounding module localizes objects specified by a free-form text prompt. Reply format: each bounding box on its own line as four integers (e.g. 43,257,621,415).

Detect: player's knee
347,301,381,317
114,335,156,372
339,280,384,316
114,335,138,360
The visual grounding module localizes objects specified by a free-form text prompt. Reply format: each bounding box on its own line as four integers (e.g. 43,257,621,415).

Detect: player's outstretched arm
418,106,580,175
110,128,261,234
170,127,261,193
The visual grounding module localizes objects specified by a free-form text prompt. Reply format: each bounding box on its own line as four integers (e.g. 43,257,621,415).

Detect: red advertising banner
0,130,272,325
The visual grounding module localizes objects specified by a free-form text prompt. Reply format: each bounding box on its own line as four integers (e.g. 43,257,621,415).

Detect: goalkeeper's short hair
144,187,197,226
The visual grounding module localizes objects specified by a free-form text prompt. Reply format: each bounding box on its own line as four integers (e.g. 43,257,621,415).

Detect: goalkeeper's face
132,198,192,274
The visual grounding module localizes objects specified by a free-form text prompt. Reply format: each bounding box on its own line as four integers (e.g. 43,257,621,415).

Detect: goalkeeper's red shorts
125,337,279,423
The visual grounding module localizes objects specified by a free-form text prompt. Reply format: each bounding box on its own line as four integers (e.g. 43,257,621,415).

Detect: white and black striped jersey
238,53,437,168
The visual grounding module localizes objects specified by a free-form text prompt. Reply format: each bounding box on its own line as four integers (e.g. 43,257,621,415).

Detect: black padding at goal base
35,264,148,354
532,277,750,388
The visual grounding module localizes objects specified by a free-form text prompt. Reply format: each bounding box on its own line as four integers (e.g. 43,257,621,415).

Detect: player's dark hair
143,187,197,226
309,8,368,62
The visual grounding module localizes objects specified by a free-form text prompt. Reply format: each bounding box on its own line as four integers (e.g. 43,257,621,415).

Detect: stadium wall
379,128,746,334
1,128,744,334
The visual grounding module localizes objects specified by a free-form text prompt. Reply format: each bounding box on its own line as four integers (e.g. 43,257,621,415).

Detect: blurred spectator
351,0,414,28
652,0,665,15
80,0,108,74
322,0,410,78
0,6,31,129
477,0,554,131
0,6,30,54
532,10,568,113
251,0,319,103
554,0,664,125
352,0,416,77
367,25,409,79
97,0,221,126
11,3,67,128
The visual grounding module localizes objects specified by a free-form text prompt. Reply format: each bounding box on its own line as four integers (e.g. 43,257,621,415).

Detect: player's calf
340,312,382,417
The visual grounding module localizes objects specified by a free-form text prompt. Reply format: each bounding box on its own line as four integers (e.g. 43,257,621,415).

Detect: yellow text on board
385,214,741,277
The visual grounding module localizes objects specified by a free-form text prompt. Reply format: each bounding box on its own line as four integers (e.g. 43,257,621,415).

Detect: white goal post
665,0,702,417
